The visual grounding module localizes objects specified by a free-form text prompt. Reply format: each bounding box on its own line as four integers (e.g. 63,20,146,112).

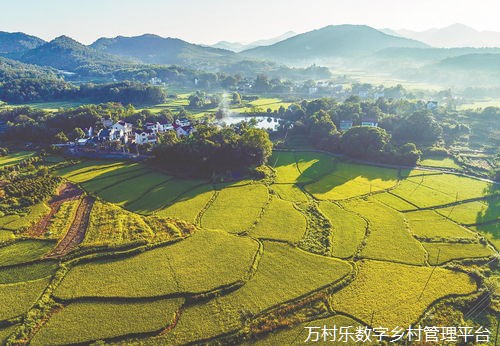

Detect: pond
216,116,284,130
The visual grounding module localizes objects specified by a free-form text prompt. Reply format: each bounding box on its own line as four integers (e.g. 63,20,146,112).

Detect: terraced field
2,151,498,345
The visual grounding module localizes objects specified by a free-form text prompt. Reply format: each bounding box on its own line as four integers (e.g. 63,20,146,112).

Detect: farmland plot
56,161,127,182
271,183,309,202
343,199,426,265
319,202,366,259
435,198,499,225
125,179,207,214
97,171,171,207
0,240,55,267
250,197,307,244
55,230,259,299
0,278,51,321
371,192,417,211
422,242,496,265
30,298,183,345
244,315,365,345
305,163,398,200
0,151,35,167
0,261,58,284
271,151,335,184
201,183,269,233
0,203,51,232
394,173,497,208
160,242,352,344
406,210,478,240
155,184,215,222
331,260,476,329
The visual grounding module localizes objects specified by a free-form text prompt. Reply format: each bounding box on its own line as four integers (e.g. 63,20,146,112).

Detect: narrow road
46,196,95,258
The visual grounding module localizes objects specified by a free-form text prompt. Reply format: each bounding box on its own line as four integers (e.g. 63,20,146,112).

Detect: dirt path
29,183,83,237
46,196,95,258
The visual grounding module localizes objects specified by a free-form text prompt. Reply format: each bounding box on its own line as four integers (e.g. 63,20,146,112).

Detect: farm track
28,183,83,237
46,196,95,258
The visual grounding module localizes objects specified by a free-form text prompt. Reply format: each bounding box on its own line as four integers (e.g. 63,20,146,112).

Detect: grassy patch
0,278,51,321
305,163,398,200
406,210,478,241
319,202,366,259
0,240,54,267
250,197,306,244
422,242,496,265
30,299,183,345
343,199,426,265
160,242,352,344
202,183,269,233
55,230,259,299
331,260,476,329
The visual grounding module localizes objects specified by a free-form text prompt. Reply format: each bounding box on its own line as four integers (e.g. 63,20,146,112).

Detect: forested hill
91,34,236,65
16,36,133,75
0,31,46,54
241,24,428,63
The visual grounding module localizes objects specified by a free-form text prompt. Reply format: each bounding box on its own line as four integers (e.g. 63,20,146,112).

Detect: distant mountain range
91,34,236,65
240,25,428,63
13,35,130,73
0,31,45,54
0,24,499,87
386,24,500,48
211,31,296,52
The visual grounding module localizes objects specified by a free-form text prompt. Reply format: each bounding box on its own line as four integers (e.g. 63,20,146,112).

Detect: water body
217,116,283,130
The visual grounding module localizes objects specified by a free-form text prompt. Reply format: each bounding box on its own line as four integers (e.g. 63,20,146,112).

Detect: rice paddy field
1,150,498,345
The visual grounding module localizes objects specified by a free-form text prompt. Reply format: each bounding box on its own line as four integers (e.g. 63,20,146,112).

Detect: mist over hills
211,31,297,52
91,34,237,65
392,24,500,48
240,25,428,63
0,23,500,88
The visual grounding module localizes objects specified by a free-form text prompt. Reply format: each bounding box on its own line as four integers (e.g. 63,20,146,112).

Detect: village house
112,121,133,136
339,120,354,132
426,101,438,110
361,118,379,127
145,122,163,133
134,129,157,145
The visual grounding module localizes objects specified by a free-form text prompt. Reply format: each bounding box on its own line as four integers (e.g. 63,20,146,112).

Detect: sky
1,0,500,45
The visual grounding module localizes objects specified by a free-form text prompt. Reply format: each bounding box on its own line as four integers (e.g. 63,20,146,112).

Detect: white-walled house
134,129,157,145
145,122,163,133
112,121,133,136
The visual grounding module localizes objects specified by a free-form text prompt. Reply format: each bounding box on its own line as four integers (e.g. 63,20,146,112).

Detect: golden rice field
1,151,497,344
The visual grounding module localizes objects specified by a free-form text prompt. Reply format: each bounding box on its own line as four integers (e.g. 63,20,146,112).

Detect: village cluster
67,118,193,148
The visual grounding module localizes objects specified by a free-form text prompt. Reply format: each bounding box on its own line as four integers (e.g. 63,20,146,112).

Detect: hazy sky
1,0,500,44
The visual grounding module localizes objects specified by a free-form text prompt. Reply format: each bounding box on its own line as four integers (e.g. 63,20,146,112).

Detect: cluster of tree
0,78,167,104
2,167,60,210
153,123,273,177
